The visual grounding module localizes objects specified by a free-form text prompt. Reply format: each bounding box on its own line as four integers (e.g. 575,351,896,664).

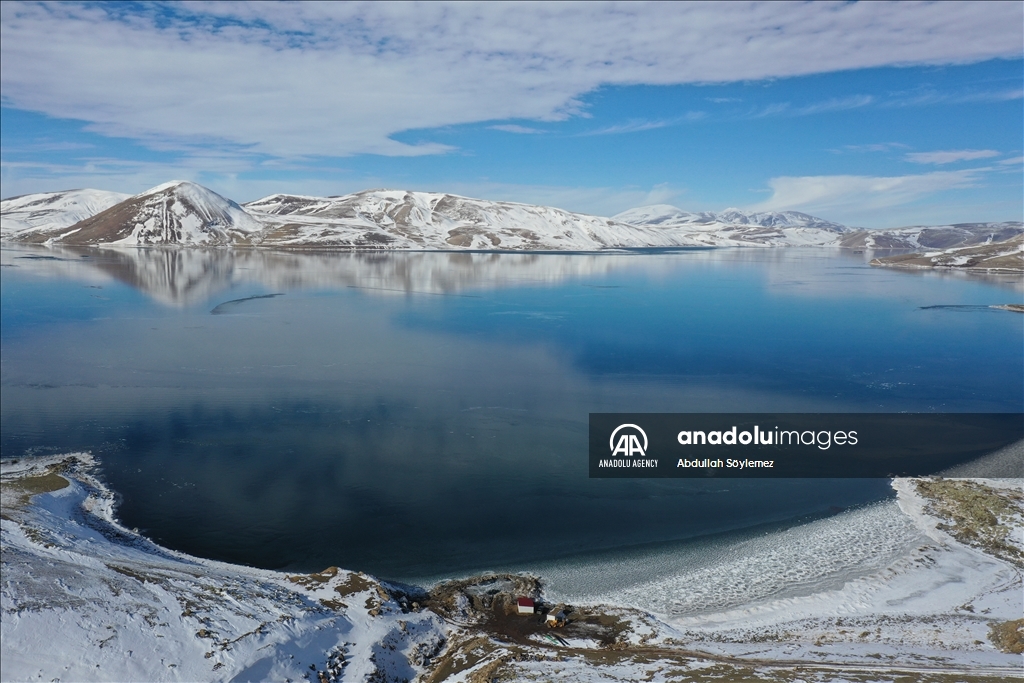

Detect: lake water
2,245,1021,585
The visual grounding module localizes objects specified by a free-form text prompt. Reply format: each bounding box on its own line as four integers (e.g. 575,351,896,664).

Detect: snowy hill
1,454,447,682
839,222,1023,250
243,189,702,250
610,204,709,226
0,189,130,237
871,232,1024,271
3,182,1020,251
715,208,847,231
612,204,846,232
4,181,263,246
613,204,849,245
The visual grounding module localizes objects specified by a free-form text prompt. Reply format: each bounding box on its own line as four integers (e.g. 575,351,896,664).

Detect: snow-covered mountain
2,181,1021,251
612,204,850,246
716,209,847,231
243,189,702,250
871,232,1024,271
2,184,847,249
0,189,130,237
613,204,846,232
839,222,1023,251
5,181,263,246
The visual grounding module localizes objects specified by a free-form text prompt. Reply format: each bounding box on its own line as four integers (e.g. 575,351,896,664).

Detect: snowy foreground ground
1,454,1021,682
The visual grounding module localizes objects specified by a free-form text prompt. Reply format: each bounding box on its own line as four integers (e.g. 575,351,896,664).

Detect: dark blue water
2,246,1021,580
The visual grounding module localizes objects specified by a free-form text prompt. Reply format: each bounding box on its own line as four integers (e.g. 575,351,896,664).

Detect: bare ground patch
914,479,1024,566
989,618,1024,654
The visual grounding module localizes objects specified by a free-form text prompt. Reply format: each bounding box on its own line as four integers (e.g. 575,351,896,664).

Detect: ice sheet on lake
533,501,927,616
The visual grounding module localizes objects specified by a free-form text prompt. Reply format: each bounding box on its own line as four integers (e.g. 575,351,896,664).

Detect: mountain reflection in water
4,243,1020,308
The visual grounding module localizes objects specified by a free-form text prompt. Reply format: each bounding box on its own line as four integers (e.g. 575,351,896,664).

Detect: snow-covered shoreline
2,453,1021,681
1,454,447,682
655,479,1022,671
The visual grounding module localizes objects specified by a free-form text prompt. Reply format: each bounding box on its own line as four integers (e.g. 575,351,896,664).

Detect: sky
0,1,1022,228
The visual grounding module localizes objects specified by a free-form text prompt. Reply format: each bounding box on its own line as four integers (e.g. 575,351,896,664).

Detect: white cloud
884,88,1024,108
998,156,1024,165
793,95,874,116
489,125,544,134
748,94,874,119
953,88,1024,103
905,149,1000,164
750,169,987,216
591,112,706,135
582,118,680,136
1,1,1021,158
749,102,792,118
840,142,911,153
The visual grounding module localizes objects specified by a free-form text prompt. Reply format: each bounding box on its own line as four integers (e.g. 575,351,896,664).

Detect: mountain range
2,180,1020,251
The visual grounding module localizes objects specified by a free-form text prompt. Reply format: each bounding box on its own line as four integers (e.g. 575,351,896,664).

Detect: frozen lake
1,245,1021,582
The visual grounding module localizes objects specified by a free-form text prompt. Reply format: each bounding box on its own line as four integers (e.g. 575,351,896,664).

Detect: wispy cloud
998,156,1024,166
882,88,1024,109
750,168,988,216
2,140,96,153
955,89,1024,103
836,142,911,153
795,94,874,116
748,102,792,118
581,112,705,136
749,94,874,119
905,149,1000,164
1,1,1020,159
489,124,545,134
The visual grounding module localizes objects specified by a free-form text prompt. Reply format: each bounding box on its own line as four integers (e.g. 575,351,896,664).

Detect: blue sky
1,1,1021,227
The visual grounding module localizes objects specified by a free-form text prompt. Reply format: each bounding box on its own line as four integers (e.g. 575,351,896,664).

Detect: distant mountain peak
616,205,848,232
140,179,193,194
136,180,250,212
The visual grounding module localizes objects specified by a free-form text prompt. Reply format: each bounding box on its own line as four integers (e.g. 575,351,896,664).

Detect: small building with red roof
516,597,535,615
